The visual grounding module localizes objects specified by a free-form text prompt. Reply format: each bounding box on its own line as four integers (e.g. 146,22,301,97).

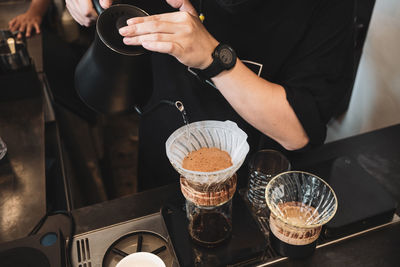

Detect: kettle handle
92,0,104,15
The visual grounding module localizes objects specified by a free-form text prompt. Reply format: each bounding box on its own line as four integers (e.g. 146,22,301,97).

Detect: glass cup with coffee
265,171,338,258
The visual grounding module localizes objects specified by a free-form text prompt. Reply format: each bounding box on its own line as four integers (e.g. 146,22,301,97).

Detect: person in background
9,0,51,39
65,0,355,190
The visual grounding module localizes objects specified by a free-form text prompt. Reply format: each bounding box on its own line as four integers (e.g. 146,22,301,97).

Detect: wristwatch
195,43,237,80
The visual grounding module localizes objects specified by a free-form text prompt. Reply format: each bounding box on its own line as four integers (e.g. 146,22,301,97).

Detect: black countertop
71,124,400,266
0,71,45,243
0,1,47,243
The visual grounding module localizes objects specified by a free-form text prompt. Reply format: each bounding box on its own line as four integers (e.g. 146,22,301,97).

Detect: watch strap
200,55,225,79
193,43,236,80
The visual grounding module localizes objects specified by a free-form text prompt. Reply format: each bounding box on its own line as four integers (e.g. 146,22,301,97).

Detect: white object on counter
116,252,166,267
7,37,16,54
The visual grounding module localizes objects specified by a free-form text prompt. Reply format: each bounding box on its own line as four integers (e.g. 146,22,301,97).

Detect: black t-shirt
136,0,354,190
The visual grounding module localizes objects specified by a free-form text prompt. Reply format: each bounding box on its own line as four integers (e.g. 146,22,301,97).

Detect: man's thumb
166,0,198,16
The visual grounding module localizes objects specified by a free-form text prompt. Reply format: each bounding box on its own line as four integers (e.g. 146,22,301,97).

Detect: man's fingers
9,23,18,32
166,0,197,16
100,0,113,9
166,0,183,9
142,41,183,57
126,11,190,25
34,23,41,34
18,23,26,39
66,6,85,26
18,24,26,35
120,21,182,37
26,24,32,37
179,1,197,16
70,9,94,26
66,0,97,26
9,18,16,29
127,14,164,25
123,33,176,45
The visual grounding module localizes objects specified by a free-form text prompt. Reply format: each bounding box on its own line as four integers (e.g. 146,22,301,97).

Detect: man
66,0,354,190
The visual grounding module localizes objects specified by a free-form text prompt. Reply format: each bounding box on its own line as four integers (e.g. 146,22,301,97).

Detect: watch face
218,47,234,66
214,44,236,70
201,44,237,79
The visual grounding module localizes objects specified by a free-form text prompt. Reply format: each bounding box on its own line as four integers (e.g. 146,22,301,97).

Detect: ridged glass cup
0,137,7,160
265,171,338,258
247,149,291,216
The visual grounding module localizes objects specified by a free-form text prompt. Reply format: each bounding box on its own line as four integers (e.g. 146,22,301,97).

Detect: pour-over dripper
165,120,250,186
166,120,249,247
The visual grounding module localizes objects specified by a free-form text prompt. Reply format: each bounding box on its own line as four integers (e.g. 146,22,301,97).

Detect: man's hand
118,0,218,69
9,11,43,39
65,0,113,27
9,0,51,39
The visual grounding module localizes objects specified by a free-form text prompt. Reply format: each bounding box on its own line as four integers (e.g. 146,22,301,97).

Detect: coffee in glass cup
265,171,338,258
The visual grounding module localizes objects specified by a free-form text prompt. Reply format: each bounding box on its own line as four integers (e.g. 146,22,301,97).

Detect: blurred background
326,0,400,142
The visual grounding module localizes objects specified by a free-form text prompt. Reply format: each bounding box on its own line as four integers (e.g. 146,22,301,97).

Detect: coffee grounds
182,147,232,172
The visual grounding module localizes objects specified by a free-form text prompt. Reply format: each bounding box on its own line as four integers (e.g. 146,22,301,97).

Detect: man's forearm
212,59,309,150
29,0,51,16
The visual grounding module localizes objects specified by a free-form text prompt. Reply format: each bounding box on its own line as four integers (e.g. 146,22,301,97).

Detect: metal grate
70,213,179,267
76,238,92,267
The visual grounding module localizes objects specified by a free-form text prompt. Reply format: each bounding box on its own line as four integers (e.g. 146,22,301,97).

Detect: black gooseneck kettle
74,1,153,114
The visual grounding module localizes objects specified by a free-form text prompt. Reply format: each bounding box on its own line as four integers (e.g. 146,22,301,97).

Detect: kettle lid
97,4,149,56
